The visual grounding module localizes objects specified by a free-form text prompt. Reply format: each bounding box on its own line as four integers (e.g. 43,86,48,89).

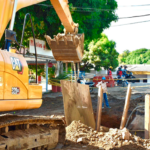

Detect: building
26,38,56,92
126,64,150,83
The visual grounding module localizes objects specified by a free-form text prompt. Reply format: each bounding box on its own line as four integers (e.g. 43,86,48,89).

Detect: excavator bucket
45,33,84,62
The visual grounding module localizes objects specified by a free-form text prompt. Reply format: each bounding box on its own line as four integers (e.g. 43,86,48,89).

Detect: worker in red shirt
117,67,123,85
107,66,113,76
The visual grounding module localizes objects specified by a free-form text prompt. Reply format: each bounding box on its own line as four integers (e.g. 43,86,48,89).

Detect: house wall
133,75,147,83
147,75,150,83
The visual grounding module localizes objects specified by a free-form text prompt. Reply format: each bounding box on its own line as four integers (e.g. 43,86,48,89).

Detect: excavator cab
0,0,45,112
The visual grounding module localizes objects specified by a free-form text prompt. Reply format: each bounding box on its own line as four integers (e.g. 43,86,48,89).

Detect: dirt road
0,83,148,149
1,83,147,129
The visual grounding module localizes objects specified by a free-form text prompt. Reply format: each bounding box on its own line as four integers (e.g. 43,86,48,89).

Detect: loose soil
0,83,149,149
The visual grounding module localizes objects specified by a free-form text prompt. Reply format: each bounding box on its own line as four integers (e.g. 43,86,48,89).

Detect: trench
92,94,145,139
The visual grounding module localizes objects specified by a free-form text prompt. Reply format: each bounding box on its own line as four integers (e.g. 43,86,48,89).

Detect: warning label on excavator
10,57,22,72
11,87,20,95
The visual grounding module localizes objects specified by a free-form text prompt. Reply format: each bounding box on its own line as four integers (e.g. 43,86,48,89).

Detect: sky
104,0,150,54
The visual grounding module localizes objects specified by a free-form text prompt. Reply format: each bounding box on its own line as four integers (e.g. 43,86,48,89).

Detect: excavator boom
45,0,84,62
0,0,84,62
50,0,78,34
0,0,46,40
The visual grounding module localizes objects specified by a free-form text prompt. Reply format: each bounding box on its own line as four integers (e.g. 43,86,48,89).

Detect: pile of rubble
66,120,150,150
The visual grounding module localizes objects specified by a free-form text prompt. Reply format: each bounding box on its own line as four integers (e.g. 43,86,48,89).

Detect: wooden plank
145,94,150,139
61,80,95,129
120,84,132,129
96,86,103,131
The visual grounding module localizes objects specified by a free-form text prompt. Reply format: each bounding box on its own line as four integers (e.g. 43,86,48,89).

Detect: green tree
119,48,150,64
28,65,45,77
125,48,148,64
118,50,130,64
0,0,118,48
82,33,119,71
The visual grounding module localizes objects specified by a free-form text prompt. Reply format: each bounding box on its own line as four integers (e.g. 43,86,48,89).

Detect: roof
25,55,57,64
126,64,150,72
125,64,150,75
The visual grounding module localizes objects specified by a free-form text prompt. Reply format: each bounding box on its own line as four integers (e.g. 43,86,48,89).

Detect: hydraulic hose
125,105,144,128
20,13,38,83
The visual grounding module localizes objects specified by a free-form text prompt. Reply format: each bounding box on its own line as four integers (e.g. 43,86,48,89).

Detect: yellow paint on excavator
0,49,42,111
0,0,46,40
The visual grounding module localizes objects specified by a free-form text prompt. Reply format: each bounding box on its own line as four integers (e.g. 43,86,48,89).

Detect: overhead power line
35,4,116,12
89,14,150,21
35,4,150,19
118,4,150,7
112,20,150,27
119,14,150,19
37,3,150,8
36,4,150,13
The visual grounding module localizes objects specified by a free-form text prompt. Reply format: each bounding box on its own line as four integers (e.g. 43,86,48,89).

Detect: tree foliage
119,48,150,64
82,33,119,71
0,0,118,48
28,65,45,77
118,50,130,64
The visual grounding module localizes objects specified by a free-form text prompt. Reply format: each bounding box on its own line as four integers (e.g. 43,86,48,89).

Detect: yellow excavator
0,0,84,112
0,0,84,149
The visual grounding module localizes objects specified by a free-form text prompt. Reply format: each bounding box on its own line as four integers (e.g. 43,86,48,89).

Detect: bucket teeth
54,35,59,45
45,33,84,62
45,35,51,45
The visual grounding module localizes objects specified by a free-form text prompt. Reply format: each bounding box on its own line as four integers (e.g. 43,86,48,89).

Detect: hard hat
102,77,106,80
109,66,113,69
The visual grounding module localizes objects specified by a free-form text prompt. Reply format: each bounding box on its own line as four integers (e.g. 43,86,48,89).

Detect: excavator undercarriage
0,114,65,150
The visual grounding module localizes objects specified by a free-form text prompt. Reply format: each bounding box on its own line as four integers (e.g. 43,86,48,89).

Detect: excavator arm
0,0,84,62
45,0,84,62
0,0,46,40
50,0,78,34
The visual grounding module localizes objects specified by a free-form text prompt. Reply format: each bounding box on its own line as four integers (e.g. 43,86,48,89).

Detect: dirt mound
66,121,150,150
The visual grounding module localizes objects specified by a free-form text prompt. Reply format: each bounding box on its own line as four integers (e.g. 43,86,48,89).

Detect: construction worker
107,66,113,76
122,66,129,85
122,66,128,78
96,77,111,108
116,67,122,85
